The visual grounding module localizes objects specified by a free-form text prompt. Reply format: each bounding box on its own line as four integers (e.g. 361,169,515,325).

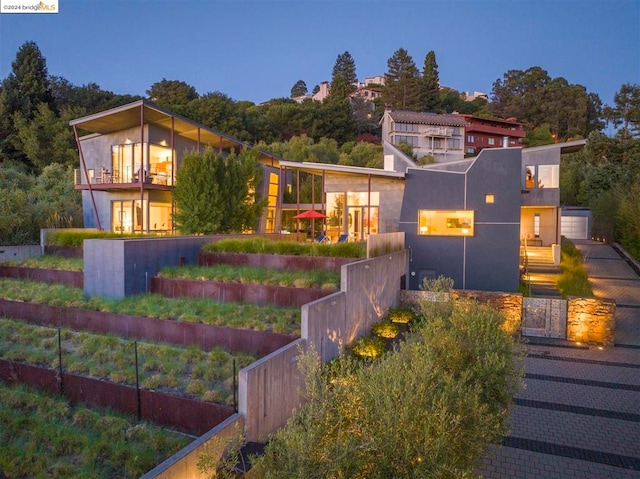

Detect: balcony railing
74,169,172,187
424,126,453,137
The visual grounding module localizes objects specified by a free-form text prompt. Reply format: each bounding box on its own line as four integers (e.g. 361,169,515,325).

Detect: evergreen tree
383,48,421,111
0,41,55,166
332,51,357,88
421,50,440,112
172,148,264,234
290,80,308,98
604,83,640,138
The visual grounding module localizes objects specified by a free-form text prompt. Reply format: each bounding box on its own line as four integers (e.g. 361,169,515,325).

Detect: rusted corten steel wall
0,266,83,288
150,277,335,307
0,359,234,436
0,299,295,357
199,251,355,272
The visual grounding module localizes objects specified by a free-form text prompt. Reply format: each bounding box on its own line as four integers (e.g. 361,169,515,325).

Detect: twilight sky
0,0,638,107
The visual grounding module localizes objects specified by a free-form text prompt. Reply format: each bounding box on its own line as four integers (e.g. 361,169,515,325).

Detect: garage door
561,216,588,239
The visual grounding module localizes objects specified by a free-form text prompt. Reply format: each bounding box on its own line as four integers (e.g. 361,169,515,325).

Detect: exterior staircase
520,246,562,298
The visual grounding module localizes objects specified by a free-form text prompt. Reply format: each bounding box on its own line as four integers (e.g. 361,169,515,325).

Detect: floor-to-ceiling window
111,143,174,184
112,199,171,233
326,191,379,241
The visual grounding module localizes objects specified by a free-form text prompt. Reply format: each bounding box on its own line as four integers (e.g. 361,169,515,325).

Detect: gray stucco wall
400,148,521,292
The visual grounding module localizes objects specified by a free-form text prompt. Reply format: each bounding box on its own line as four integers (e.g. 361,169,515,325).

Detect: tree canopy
421,50,440,112
290,80,308,98
383,48,422,111
490,67,603,140
251,295,522,478
172,148,264,234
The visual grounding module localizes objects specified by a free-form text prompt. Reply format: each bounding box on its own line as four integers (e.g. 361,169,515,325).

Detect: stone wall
400,289,523,335
401,289,616,346
567,297,616,347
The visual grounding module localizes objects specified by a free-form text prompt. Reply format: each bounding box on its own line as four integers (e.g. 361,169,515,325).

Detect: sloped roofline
69,99,284,165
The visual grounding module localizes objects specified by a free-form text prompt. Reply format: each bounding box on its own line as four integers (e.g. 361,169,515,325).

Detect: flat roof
279,160,405,179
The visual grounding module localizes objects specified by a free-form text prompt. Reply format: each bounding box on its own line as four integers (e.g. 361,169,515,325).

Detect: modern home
70,100,284,235
379,109,469,163
71,101,585,293
279,138,586,292
453,113,526,156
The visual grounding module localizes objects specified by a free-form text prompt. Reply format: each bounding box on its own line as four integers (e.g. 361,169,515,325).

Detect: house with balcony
70,100,284,235
70,100,584,293
453,113,526,156
380,109,468,163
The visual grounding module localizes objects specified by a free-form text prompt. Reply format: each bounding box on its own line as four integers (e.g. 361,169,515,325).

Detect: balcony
74,168,173,191
423,126,453,137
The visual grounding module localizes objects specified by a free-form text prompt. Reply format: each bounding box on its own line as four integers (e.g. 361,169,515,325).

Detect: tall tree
604,83,640,138
329,51,357,101
421,50,440,112
489,66,550,121
290,80,308,98
172,148,264,234
383,48,421,111
0,41,55,166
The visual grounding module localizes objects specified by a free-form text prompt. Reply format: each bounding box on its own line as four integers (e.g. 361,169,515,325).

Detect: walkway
479,240,640,478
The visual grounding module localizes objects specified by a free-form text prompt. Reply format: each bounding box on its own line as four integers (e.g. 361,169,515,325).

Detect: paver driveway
479,240,640,478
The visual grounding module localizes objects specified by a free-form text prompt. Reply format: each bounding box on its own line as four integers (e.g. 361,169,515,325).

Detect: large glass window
265,172,279,233
149,144,174,186
112,200,142,233
394,135,418,147
112,143,174,185
447,138,461,149
418,210,474,236
395,123,418,133
537,165,559,188
326,191,379,241
525,165,559,189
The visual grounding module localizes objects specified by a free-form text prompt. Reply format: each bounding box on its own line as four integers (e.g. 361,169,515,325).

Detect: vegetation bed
556,237,594,298
46,230,151,247
0,254,83,271
0,318,253,405
202,237,365,258
0,278,301,335
159,264,339,289
0,382,192,478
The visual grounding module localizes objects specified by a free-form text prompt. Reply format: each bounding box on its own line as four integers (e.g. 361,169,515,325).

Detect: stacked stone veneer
400,289,523,335
566,297,616,347
400,290,615,346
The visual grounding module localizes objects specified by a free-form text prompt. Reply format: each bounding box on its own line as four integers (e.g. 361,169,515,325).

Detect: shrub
46,230,147,247
202,237,365,258
252,298,523,478
371,320,400,339
386,307,414,324
349,336,386,359
556,237,593,298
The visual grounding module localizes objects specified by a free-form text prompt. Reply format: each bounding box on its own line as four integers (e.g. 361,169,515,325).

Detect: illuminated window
418,210,474,236
485,194,495,204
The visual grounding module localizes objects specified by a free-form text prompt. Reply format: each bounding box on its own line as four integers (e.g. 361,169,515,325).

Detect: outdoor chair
315,234,330,243
337,234,349,243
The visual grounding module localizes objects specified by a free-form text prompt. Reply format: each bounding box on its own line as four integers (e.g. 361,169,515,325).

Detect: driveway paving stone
478,241,640,478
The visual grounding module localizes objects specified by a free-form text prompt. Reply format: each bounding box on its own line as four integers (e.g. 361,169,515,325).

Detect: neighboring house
380,108,469,163
70,100,284,235
454,113,526,156
463,90,489,102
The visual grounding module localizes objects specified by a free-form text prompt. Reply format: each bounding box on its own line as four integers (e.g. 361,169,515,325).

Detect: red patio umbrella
293,210,327,219
293,210,327,240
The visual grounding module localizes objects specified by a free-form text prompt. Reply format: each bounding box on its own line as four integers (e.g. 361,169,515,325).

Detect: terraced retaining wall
150,277,335,307
0,359,234,436
0,299,295,357
0,266,83,288
199,251,355,272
